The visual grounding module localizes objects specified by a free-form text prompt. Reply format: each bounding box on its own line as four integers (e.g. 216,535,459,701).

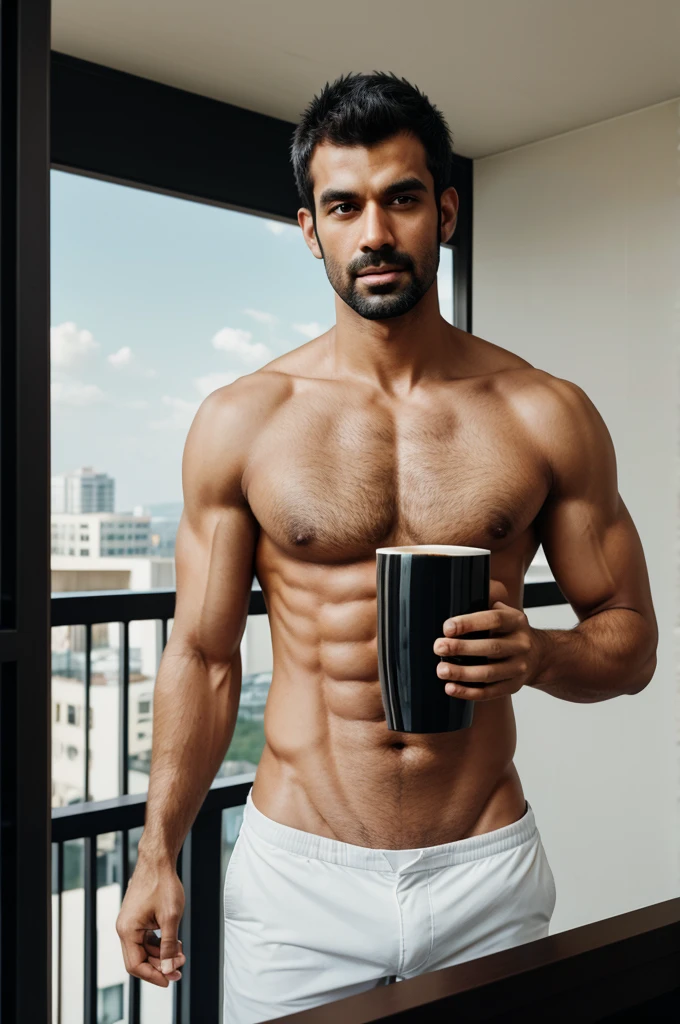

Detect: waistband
242,788,538,873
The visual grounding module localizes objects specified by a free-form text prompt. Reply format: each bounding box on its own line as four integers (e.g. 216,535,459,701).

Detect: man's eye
331,196,415,215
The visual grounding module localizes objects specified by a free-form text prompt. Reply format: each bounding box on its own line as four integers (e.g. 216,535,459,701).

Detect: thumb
489,578,509,607
158,914,181,972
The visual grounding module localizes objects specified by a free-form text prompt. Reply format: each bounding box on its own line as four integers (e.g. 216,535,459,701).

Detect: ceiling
52,0,680,159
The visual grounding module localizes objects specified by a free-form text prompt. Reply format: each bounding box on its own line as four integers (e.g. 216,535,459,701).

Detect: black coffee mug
376,545,490,733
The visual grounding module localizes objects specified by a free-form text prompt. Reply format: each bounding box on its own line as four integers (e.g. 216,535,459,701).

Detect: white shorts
223,788,556,1024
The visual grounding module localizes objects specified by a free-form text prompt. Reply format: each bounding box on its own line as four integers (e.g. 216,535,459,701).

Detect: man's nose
358,202,397,253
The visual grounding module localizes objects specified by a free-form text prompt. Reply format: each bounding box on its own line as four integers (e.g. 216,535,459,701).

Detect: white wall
473,98,680,934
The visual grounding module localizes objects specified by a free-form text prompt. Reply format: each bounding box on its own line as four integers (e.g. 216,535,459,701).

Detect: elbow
628,651,657,695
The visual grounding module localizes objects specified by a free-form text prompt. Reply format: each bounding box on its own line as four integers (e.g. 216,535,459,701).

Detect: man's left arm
434,375,658,704
527,376,658,701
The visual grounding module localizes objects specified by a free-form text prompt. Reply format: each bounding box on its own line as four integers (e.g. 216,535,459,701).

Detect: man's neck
328,291,462,396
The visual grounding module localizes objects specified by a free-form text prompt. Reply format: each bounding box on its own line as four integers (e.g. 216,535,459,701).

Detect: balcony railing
50,577,567,1024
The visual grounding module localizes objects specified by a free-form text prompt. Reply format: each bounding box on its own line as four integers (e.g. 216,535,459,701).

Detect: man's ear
298,207,323,259
439,186,459,245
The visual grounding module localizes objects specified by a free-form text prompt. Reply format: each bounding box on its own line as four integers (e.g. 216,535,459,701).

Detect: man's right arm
116,377,266,986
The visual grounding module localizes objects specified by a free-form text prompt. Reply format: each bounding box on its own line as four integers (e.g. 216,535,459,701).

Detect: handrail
50,584,268,626
51,773,254,842
268,898,680,1022
49,578,564,627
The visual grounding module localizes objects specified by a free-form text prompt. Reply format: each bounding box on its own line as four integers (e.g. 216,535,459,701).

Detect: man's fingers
148,954,183,980
489,578,510,606
143,931,183,958
130,961,175,987
148,952,186,969
158,914,182,970
119,934,173,988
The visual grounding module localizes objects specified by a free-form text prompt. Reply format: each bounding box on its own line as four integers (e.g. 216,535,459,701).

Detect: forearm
530,607,657,703
138,644,241,864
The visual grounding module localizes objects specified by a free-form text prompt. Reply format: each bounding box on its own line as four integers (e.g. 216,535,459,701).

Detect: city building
51,466,115,514
51,513,152,558
134,501,183,559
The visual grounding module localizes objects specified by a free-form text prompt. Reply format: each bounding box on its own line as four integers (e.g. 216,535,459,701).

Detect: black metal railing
50,579,566,1024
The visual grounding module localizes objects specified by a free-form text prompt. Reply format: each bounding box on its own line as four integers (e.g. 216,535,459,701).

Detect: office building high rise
51,466,115,514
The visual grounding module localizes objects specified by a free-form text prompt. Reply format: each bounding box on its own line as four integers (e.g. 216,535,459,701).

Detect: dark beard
316,234,441,322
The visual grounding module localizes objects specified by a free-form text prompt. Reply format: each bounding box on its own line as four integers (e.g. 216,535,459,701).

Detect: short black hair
290,71,455,218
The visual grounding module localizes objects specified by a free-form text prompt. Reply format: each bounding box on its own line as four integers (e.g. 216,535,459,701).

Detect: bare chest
244,382,550,564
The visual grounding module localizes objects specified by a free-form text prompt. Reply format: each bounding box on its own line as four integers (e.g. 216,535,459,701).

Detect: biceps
539,493,656,624
171,503,259,665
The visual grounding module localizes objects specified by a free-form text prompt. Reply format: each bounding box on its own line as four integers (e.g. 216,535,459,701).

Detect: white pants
223,788,556,1024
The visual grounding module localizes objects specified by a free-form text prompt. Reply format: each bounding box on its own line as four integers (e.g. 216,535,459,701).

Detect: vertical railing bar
83,835,97,1024
84,622,92,801
173,845,184,1024
129,975,141,1024
121,827,141,1024
161,617,168,650
57,841,64,1024
179,814,222,1023
119,620,130,797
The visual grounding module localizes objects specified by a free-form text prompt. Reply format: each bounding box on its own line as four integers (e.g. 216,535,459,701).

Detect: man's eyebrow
318,177,429,209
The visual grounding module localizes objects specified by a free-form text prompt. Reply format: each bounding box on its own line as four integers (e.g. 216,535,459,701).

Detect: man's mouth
356,268,404,283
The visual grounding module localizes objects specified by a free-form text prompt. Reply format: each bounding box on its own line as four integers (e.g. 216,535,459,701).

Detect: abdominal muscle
249,612,527,850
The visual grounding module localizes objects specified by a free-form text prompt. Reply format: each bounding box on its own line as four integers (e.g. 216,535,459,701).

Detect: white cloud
265,220,294,236
243,308,278,327
126,399,150,410
149,395,201,432
51,379,105,406
105,344,158,378
108,346,132,367
292,321,327,340
51,322,99,368
211,327,271,364
193,371,241,398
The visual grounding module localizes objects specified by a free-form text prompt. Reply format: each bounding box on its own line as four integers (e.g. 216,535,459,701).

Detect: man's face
299,131,458,321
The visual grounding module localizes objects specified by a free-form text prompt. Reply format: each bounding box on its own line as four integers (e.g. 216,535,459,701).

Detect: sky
51,169,454,511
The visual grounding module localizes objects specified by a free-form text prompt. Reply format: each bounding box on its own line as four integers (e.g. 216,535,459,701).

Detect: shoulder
191,368,293,430
499,369,616,496
459,328,534,376
182,370,292,505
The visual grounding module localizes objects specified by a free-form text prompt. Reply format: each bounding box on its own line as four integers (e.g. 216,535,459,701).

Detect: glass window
97,982,123,1024
66,704,77,726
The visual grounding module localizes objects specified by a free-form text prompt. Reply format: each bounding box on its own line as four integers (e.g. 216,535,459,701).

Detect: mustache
351,253,413,275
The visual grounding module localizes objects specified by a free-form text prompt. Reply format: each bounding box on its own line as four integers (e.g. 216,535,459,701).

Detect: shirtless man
116,72,658,1023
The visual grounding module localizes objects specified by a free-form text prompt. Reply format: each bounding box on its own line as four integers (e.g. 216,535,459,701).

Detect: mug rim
375,545,490,556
